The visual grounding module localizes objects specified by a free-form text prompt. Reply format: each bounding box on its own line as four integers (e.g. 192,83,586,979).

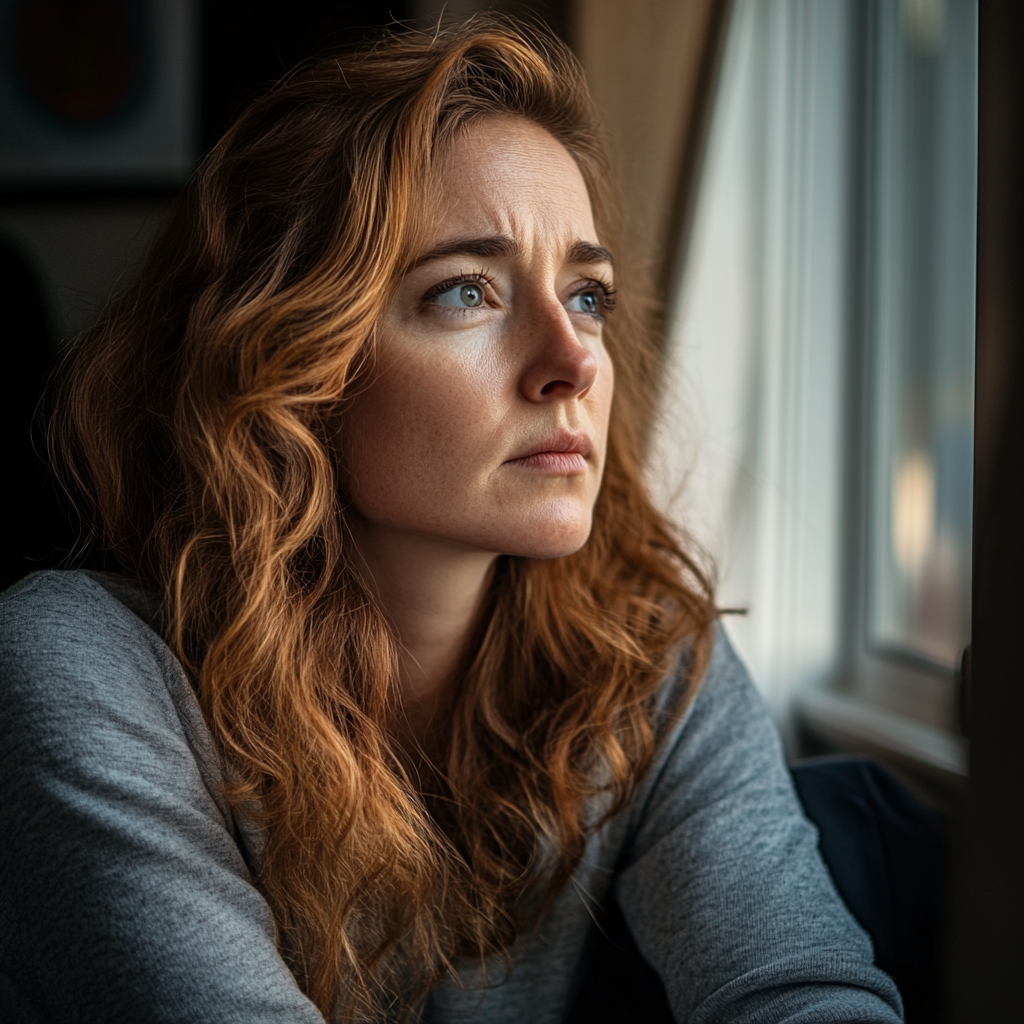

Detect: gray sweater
0,570,903,1023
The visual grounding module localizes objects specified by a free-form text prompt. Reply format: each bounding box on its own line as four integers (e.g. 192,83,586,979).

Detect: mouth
504,430,592,475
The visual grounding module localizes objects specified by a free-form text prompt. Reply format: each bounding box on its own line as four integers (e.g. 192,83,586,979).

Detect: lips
504,430,592,474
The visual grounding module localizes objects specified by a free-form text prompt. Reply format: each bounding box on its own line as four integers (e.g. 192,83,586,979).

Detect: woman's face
341,116,615,562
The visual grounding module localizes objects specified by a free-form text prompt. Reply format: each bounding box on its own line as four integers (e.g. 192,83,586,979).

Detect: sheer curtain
650,0,856,731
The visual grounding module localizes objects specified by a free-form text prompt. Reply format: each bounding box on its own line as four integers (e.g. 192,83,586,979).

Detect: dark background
203,0,413,149
201,0,567,150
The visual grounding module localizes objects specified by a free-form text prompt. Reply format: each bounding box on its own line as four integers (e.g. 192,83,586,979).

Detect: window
866,0,976,672
654,0,975,788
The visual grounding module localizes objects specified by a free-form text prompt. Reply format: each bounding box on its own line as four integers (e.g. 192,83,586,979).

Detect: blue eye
432,283,485,308
567,289,601,315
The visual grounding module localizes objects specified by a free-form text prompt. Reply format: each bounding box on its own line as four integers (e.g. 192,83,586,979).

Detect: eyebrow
565,240,615,268
411,236,517,268
410,235,615,270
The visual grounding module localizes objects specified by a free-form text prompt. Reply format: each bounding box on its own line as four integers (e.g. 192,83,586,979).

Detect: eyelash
421,272,617,316
570,279,617,318
421,271,493,306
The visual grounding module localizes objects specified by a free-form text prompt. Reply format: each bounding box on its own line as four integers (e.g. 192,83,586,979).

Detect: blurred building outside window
867,0,976,672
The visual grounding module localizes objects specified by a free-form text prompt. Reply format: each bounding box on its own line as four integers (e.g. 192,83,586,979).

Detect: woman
0,19,903,1024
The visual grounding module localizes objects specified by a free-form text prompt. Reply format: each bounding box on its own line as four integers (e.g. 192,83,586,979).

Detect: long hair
52,17,717,1021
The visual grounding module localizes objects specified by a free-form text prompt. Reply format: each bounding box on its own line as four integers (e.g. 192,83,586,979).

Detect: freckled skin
340,116,615,561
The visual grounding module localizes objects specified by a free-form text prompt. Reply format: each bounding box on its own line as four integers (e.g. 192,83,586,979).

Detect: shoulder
659,622,776,768
1,570,178,730
624,623,792,852
0,570,221,810
1,568,166,682
680,622,776,752
0,577,315,1022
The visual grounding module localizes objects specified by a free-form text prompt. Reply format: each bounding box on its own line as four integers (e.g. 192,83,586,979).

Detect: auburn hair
52,16,717,1022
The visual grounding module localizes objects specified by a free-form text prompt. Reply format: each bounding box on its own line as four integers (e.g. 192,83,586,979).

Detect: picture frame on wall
0,0,196,190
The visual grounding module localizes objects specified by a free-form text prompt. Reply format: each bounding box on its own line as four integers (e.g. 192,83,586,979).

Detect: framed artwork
0,0,196,188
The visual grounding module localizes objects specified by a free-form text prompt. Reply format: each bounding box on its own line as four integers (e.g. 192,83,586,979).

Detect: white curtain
650,0,855,733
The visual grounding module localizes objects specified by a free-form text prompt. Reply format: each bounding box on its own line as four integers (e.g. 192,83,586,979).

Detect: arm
614,628,904,1023
0,572,323,1024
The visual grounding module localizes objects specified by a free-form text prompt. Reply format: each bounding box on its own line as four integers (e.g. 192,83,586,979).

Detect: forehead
428,116,598,245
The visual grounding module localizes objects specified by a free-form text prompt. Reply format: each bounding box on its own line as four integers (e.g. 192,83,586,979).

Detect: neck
349,520,496,743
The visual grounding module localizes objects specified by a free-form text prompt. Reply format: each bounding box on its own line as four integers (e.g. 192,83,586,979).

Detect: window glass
867,0,977,669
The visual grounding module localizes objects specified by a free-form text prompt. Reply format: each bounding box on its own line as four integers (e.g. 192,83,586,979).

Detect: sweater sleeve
0,572,323,1024
613,627,905,1023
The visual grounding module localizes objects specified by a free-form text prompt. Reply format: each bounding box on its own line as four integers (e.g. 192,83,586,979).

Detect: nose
518,300,600,403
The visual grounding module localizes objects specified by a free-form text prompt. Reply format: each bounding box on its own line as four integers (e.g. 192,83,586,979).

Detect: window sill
794,688,968,813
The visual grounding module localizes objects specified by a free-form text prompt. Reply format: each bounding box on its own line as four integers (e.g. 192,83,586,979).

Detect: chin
498,512,595,560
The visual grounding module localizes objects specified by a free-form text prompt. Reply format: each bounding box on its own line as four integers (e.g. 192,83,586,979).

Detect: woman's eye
431,283,485,308
567,289,601,316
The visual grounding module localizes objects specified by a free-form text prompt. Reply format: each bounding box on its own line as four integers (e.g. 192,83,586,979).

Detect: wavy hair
52,17,718,1021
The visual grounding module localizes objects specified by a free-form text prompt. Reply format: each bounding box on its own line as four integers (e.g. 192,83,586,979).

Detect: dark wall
201,1,570,150
948,1,1024,1019
1,1,417,588
0,233,74,591
202,0,410,150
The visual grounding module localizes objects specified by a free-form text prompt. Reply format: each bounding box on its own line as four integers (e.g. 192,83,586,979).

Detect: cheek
341,346,507,508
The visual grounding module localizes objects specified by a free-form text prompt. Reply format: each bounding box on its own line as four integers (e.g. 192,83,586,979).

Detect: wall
571,0,724,288
0,201,171,347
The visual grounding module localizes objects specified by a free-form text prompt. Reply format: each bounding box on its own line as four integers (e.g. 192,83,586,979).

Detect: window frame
796,0,972,798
